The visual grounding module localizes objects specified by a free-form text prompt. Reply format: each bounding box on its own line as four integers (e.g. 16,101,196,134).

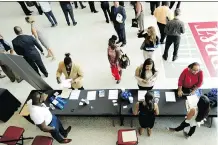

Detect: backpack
119,50,130,69
205,88,217,108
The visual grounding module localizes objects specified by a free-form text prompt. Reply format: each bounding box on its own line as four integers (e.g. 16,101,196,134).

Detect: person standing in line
88,1,98,13
12,26,48,77
133,91,159,136
74,1,86,9
38,2,58,27
56,53,84,90
167,95,210,139
135,58,158,90
17,1,32,16
59,1,77,26
25,17,55,60
119,1,125,7
154,2,173,44
100,1,111,23
135,1,144,33
150,1,160,15
162,8,185,61
107,35,122,84
169,1,181,9
111,2,127,47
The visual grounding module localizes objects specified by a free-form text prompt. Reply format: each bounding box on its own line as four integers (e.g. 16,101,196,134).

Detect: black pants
18,1,32,15
0,64,21,82
163,35,181,58
62,9,76,25
102,7,111,21
71,86,84,90
170,1,181,9
33,1,43,15
174,120,196,136
114,25,126,44
157,22,166,43
74,1,84,8
88,1,97,12
25,57,48,76
138,85,153,90
44,11,58,25
150,1,160,14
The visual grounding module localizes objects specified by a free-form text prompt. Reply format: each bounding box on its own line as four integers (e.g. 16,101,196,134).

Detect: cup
129,97,133,104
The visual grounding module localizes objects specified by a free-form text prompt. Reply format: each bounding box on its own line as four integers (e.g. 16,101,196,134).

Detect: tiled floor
0,2,217,145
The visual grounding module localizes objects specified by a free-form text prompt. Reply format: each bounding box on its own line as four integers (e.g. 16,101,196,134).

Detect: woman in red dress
107,35,122,84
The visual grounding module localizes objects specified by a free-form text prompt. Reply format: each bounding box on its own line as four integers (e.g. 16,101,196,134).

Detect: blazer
56,61,83,89
59,1,72,10
12,35,43,60
111,6,126,28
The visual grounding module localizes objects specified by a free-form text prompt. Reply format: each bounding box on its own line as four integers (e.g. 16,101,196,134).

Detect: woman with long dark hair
133,91,159,136
168,95,210,138
135,58,158,90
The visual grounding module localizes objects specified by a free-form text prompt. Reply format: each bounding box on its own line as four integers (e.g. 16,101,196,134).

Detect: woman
107,35,122,84
140,26,159,60
168,95,210,138
56,53,84,90
133,91,159,136
135,2,144,33
135,58,158,90
178,62,203,97
25,16,55,60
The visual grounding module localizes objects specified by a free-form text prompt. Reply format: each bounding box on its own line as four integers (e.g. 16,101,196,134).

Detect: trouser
33,1,43,15
88,1,97,12
170,1,181,9
111,65,121,81
150,1,160,14
71,86,84,90
74,1,84,8
114,25,126,44
163,35,181,58
62,8,76,25
138,85,153,90
174,120,196,136
0,64,21,82
137,12,144,31
102,7,111,21
44,11,58,25
157,22,166,43
49,115,65,143
143,50,154,60
18,1,32,15
119,1,125,7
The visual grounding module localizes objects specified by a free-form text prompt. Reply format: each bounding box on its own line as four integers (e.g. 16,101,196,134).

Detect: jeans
44,11,57,25
163,35,181,59
62,8,76,25
174,120,196,136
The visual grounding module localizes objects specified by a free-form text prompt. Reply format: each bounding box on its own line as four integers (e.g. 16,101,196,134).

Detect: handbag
119,49,130,69
26,1,34,7
131,19,138,28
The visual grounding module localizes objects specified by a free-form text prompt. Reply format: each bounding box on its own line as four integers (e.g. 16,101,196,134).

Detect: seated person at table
135,58,158,90
167,95,210,138
133,91,159,136
28,91,72,144
56,53,84,90
178,62,203,97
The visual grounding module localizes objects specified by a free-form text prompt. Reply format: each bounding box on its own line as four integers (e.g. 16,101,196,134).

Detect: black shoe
67,23,70,26
73,22,77,26
151,12,154,15
116,41,122,44
120,43,126,47
94,11,98,13
81,6,86,9
162,55,167,61
51,24,55,27
63,126,72,138
44,74,48,78
55,23,58,26
0,74,6,79
17,79,23,83
26,13,32,16
116,80,120,84
75,6,78,9
106,20,109,23
172,56,178,61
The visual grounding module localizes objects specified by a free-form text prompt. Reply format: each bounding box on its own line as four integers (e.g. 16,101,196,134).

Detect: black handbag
131,19,138,28
26,1,34,7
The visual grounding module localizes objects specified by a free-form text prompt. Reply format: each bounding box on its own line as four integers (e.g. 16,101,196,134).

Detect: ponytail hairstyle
196,95,210,122
64,53,72,66
108,35,117,49
188,62,200,69
144,91,154,111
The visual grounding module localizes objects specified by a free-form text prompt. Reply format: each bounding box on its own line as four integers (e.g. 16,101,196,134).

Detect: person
74,1,86,9
150,1,160,15
154,2,173,44
111,2,127,47
56,53,84,90
28,91,72,143
25,16,55,60
0,70,6,78
162,8,185,61
135,2,144,33
139,26,159,60
60,1,77,26
169,1,181,9
17,1,32,16
107,35,122,84
88,1,98,13
167,95,210,138
119,1,125,7
178,62,203,97
133,91,159,136
12,26,48,77
0,34,23,83
100,1,111,23
38,2,58,27
135,58,158,90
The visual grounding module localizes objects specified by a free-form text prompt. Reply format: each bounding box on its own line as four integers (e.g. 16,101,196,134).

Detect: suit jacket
59,1,72,10
56,61,83,89
12,35,43,60
111,6,126,28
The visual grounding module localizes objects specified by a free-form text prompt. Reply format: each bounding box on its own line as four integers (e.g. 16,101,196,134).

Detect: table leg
112,117,115,127
120,116,124,126
208,117,213,128
130,118,133,128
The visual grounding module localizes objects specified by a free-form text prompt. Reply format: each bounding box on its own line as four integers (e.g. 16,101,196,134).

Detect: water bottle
56,97,67,105
49,97,64,110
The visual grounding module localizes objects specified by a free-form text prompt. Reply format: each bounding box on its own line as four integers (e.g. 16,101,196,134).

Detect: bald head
14,26,22,35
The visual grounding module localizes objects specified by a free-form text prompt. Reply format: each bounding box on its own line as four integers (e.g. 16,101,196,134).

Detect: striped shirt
164,17,185,36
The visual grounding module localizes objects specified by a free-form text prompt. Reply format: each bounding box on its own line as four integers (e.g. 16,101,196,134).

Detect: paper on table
79,102,83,106
138,90,147,101
87,91,96,100
108,90,118,100
165,92,176,102
122,130,137,142
187,95,199,108
113,103,118,106
112,100,117,103
123,105,127,109
60,88,72,99
69,90,81,100
60,79,72,88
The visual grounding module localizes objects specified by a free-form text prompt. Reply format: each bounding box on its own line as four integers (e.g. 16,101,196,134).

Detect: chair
117,129,138,145
31,136,53,145
0,126,33,145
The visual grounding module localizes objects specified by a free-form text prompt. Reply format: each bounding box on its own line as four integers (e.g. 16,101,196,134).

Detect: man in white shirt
29,91,72,144
38,2,58,27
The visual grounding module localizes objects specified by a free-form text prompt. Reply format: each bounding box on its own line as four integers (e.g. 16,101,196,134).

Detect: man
111,2,127,47
60,1,77,26
101,1,111,23
0,34,23,83
154,2,173,44
74,1,86,9
17,1,32,16
162,9,185,61
119,1,125,7
150,1,160,15
12,26,48,77
88,1,98,13
170,1,181,9
28,91,72,144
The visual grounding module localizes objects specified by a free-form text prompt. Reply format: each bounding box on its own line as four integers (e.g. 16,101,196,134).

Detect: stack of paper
69,90,81,100
99,90,105,97
108,90,118,100
122,130,137,142
187,95,199,108
60,79,72,88
87,91,96,100
61,88,72,99
165,92,176,102
138,91,147,101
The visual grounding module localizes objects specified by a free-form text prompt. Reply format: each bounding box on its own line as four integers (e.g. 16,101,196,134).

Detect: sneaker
60,139,72,144
63,126,72,138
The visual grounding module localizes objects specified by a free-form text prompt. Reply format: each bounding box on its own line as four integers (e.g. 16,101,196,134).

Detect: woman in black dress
133,91,159,136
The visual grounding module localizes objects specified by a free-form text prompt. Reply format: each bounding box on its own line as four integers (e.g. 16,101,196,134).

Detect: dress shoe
44,74,48,78
94,11,98,13
17,79,23,83
106,20,109,23
172,56,178,61
51,24,55,27
60,139,72,144
120,43,126,47
116,80,120,84
73,22,77,26
0,74,6,79
82,6,86,9
162,55,167,61
63,126,71,138
67,23,70,26
160,41,165,44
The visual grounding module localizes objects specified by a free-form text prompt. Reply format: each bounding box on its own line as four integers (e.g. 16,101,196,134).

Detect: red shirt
178,68,203,89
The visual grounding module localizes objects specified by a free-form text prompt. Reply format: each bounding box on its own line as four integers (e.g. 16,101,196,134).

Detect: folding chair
31,136,53,145
117,129,138,145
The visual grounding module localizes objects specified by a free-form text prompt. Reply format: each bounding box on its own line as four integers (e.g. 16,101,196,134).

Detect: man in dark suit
88,1,98,13
111,2,127,47
60,1,77,26
12,26,48,77
101,1,111,23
